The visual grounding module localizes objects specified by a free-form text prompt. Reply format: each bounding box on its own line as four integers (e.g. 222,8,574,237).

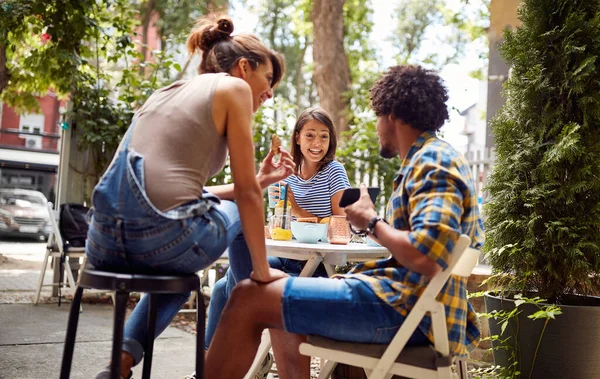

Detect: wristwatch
367,216,388,238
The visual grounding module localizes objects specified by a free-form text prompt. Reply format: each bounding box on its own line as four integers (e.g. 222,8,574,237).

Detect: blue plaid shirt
346,130,484,355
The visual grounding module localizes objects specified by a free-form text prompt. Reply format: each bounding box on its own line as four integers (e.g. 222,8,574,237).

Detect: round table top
265,238,388,254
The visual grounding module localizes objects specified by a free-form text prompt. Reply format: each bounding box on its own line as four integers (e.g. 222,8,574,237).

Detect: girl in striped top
204,108,350,374
276,107,351,219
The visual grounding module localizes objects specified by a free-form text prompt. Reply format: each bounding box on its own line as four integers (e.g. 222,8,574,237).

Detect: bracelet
367,216,388,238
349,223,367,236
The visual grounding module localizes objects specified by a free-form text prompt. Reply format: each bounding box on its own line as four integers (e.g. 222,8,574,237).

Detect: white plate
19,226,39,234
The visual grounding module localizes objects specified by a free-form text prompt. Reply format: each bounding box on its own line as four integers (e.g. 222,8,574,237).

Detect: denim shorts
282,276,430,345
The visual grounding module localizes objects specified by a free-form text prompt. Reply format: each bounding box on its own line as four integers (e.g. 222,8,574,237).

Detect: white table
244,239,389,379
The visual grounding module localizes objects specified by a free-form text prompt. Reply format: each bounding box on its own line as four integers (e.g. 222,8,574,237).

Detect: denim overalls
86,119,243,364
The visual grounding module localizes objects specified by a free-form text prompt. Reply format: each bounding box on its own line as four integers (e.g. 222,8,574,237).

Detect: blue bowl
291,221,328,244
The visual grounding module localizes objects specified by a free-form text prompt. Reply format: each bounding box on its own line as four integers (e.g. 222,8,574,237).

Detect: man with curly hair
205,65,484,379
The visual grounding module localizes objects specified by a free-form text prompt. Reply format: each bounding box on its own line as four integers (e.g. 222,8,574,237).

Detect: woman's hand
250,267,289,283
257,147,295,188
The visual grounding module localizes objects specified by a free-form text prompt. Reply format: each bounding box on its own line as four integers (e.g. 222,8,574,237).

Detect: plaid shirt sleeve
404,149,466,270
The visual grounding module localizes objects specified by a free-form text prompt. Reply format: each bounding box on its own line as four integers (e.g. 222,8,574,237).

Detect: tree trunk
0,39,10,96
139,0,156,76
295,43,308,114
311,0,351,133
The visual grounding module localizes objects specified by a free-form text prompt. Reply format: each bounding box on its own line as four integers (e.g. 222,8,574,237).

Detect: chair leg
195,290,206,379
111,291,130,379
245,334,271,379
78,256,88,283
142,294,158,379
456,357,468,379
34,250,52,305
63,259,83,313
59,286,84,379
317,360,337,379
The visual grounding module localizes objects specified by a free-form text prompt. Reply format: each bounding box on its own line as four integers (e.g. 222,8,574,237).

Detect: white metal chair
299,234,478,379
33,203,86,305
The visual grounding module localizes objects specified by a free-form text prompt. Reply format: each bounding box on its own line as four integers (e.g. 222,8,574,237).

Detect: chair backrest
420,234,472,299
46,202,65,253
452,247,480,277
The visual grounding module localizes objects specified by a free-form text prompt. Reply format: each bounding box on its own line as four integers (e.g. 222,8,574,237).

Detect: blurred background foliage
0,0,489,208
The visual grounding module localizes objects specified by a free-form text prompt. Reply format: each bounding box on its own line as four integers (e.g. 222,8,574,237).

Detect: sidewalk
0,248,198,379
0,303,197,379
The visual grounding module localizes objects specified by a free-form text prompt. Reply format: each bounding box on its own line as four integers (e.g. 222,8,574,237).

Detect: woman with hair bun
87,15,292,379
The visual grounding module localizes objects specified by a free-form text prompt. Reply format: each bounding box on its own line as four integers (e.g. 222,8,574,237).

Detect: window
19,114,44,134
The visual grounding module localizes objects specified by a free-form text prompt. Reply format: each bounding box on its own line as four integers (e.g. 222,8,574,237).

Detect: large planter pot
485,293,600,378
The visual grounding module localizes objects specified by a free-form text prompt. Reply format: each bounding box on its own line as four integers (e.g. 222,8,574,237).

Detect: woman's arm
217,78,284,283
206,149,295,200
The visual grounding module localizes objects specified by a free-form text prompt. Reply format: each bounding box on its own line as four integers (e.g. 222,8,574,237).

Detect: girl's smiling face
296,120,331,163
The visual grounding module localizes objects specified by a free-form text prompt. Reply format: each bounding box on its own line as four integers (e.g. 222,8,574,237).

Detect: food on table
271,134,281,155
275,200,292,210
296,217,318,223
271,227,293,241
319,217,330,224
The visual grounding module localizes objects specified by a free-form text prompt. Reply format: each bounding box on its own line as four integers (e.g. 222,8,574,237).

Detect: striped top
283,161,350,218
345,130,484,356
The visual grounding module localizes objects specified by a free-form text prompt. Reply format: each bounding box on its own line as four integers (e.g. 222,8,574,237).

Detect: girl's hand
250,267,289,283
257,148,295,188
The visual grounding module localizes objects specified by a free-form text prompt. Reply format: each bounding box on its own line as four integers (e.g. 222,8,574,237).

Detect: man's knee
226,278,287,320
228,279,261,307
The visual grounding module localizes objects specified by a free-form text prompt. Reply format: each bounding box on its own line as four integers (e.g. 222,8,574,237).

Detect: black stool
59,267,205,379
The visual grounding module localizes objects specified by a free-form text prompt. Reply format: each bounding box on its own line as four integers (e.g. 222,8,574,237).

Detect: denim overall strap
89,119,139,219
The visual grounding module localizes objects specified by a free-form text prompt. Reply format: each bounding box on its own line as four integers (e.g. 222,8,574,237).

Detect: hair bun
199,17,234,52
216,18,234,34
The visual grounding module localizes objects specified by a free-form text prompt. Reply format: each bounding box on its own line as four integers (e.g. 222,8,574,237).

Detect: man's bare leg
205,278,310,379
270,329,310,379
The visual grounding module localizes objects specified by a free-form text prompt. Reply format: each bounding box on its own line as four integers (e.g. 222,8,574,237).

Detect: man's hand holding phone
342,184,379,230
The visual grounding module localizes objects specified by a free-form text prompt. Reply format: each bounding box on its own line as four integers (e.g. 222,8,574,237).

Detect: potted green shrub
483,0,600,377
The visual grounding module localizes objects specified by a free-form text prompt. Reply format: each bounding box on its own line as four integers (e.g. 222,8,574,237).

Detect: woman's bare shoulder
216,75,251,95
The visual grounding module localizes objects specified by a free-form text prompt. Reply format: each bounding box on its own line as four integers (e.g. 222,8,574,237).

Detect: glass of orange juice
269,214,293,241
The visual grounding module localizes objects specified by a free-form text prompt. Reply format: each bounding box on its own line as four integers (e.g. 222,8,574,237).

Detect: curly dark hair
370,65,449,132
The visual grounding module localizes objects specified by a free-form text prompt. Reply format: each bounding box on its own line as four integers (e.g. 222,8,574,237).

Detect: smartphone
339,187,381,208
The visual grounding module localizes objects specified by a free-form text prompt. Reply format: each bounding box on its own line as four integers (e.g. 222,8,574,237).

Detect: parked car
0,189,52,240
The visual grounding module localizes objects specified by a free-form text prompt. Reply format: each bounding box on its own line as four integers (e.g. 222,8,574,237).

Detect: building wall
486,0,522,147
0,94,62,202
135,11,161,62
0,94,62,151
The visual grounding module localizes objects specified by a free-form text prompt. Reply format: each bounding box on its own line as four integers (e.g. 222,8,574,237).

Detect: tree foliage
1,0,187,202
136,0,226,76
484,0,600,301
0,0,128,109
389,0,489,74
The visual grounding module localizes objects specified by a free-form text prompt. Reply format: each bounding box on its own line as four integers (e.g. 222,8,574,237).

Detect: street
0,236,46,268
0,236,49,303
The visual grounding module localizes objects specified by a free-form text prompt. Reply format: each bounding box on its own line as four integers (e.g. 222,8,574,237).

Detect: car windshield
0,192,46,206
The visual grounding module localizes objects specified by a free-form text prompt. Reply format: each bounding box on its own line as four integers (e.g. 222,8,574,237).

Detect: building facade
485,0,522,147
0,92,63,203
